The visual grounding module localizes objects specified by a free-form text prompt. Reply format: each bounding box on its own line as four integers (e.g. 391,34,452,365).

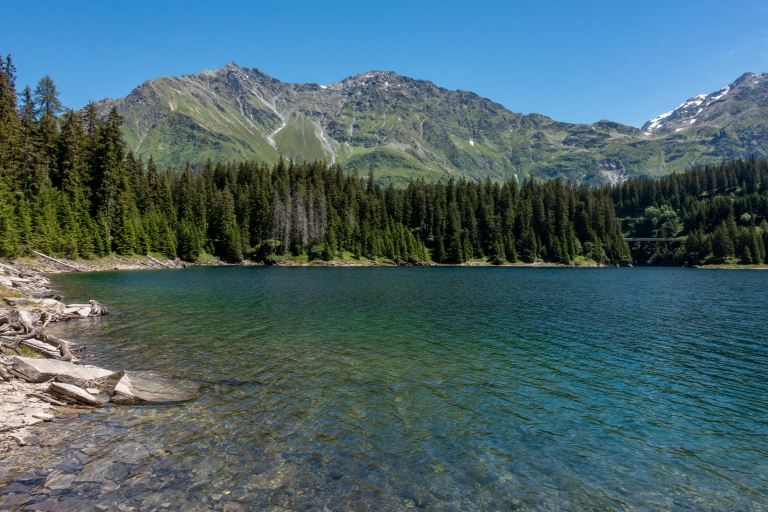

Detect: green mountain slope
97,64,768,184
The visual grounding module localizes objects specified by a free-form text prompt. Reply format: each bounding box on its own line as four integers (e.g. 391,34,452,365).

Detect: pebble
33,412,55,422
0,493,32,510
9,433,28,446
24,416,44,426
44,470,77,490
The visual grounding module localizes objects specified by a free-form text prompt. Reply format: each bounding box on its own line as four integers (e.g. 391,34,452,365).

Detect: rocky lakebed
0,259,200,488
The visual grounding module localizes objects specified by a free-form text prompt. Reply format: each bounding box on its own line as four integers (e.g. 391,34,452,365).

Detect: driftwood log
147,255,172,268
0,308,76,360
0,261,21,276
29,250,82,272
88,300,109,316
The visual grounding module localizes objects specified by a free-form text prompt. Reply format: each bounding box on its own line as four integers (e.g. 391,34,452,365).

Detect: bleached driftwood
20,338,61,359
147,255,172,268
29,250,82,272
0,308,76,360
0,261,21,276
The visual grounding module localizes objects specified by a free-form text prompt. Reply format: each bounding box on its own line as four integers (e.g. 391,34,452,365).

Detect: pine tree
18,86,48,196
91,107,125,230
0,174,19,256
34,75,61,173
0,53,21,172
444,203,463,263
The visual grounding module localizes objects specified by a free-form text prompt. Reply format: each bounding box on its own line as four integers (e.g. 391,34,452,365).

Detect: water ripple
1,267,767,511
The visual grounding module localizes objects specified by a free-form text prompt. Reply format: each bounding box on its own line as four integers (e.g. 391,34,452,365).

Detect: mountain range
96,64,768,184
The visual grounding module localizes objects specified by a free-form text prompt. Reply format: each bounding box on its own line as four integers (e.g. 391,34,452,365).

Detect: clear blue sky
3,0,768,127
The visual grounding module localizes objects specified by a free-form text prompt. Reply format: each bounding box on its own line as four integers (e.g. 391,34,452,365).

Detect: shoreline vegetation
8,253,768,275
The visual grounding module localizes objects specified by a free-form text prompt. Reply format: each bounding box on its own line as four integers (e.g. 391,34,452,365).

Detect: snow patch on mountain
643,84,735,133
645,110,673,132
710,86,730,101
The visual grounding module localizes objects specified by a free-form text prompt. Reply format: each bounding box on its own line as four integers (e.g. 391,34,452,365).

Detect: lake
1,267,767,510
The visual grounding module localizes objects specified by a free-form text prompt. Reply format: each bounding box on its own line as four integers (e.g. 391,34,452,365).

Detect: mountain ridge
642,72,768,133
97,64,768,184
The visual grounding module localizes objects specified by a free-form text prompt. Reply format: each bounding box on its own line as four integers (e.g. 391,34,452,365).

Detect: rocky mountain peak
642,72,768,134
733,71,767,85
330,70,430,92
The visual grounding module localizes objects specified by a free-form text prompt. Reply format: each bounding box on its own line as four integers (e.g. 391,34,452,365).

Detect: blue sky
3,0,768,127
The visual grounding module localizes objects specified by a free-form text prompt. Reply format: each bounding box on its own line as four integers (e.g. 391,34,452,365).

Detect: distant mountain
96,64,768,184
641,72,768,162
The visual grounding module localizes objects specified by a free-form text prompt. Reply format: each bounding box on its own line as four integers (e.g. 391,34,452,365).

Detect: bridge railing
623,237,687,242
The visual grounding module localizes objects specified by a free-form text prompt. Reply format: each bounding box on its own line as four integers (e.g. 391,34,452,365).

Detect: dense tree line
0,57,631,265
613,157,768,265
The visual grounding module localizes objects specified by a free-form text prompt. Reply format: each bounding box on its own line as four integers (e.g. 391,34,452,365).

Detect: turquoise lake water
1,267,767,510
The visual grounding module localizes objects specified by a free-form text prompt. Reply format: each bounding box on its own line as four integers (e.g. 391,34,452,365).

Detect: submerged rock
44,470,77,490
111,371,199,405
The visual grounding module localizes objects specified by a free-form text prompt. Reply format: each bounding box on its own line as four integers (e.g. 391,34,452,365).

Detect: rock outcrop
48,382,107,407
10,357,116,386
10,357,199,406
0,259,197,454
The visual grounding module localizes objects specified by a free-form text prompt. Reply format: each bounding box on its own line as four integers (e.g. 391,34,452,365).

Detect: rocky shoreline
0,258,198,456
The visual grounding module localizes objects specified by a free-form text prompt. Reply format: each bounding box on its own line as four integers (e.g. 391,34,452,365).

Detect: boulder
87,370,125,394
40,291,64,301
111,371,199,405
53,369,124,398
10,357,115,387
48,382,107,407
